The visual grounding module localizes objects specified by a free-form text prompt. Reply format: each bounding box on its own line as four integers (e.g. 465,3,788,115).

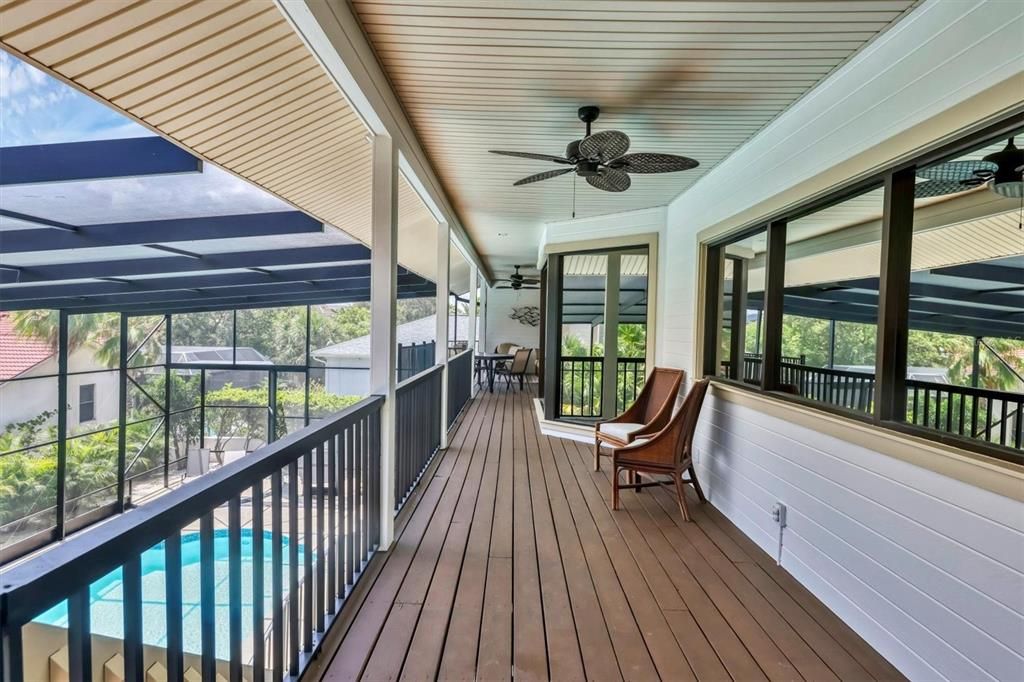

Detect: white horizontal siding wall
693,393,1024,681
654,0,1024,678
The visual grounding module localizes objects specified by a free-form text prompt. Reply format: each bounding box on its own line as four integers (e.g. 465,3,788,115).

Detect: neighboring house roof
0,313,54,380
314,315,469,359
169,345,272,364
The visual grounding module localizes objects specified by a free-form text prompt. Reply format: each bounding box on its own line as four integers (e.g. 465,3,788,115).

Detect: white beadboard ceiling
350,0,918,275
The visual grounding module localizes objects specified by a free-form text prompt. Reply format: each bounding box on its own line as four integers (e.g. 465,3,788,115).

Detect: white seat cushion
598,422,644,441
621,437,651,449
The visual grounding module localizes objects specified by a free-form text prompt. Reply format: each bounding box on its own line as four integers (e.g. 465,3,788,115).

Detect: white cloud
0,51,149,146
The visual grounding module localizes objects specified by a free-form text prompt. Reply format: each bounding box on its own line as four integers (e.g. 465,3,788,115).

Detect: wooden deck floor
319,386,903,681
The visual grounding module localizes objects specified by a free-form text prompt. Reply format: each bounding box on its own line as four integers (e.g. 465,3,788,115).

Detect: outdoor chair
594,367,684,471
610,378,710,521
495,347,532,390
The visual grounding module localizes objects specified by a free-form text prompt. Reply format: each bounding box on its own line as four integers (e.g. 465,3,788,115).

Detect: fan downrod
578,105,600,136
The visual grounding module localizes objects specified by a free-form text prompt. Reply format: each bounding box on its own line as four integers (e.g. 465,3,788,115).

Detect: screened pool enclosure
0,137,444,565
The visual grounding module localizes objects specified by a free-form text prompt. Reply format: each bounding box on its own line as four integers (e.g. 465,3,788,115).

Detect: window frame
78,383,96,423
700,111,1024,466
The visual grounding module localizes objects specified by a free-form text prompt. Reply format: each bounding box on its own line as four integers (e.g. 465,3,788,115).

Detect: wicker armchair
593,367,684,471
611,378,710,521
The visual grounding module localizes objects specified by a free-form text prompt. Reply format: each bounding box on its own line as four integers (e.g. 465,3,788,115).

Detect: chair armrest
611,427,676,466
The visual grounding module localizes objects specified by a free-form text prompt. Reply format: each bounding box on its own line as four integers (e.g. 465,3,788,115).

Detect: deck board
320,387,903,681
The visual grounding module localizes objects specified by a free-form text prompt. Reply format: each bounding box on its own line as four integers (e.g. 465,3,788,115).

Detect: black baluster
165,530,184,682
122,554,143,681
228,496,243,681
68,585,92,682
199,513,216,681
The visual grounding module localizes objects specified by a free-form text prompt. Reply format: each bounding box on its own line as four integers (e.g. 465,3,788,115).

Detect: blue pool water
34,529,297,659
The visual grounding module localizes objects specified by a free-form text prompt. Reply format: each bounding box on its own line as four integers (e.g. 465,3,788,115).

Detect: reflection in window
909,130,1023,449
778,187,884,412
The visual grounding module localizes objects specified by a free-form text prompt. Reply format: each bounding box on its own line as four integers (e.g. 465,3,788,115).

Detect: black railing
781,362,876,412
721,353,805,383
447,349,473,428
720,354,1022,452
394,365,443,512
557,357,646,418
616,358,647,413
397,341,435,382
908,380,1023,451
0,396,383,682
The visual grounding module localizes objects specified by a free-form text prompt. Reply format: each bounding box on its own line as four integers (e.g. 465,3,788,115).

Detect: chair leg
612,466,621,510
674,472,691,522
593,438,601,471
688,464,707,503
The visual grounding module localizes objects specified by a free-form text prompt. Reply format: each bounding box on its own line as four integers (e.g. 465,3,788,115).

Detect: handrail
396,362,443,393
0,394,383,628
906,378,1024,401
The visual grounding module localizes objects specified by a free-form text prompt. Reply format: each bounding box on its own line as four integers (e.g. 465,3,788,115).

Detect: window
549,247,650,420
702,115,1023,463
908,128,1023,450
78,384,95,423
715,229,767,384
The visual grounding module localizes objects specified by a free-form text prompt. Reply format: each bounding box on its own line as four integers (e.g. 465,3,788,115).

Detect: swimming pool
34,529,296,660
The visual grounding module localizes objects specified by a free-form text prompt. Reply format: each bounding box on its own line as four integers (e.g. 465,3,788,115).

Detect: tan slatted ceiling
350,0,918,271
0,0,446,283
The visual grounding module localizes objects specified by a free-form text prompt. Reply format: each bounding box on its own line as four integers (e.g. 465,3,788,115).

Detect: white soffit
0,0,428,271
349,0,918,267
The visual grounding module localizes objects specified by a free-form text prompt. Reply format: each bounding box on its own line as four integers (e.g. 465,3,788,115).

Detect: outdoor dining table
475,352,513,393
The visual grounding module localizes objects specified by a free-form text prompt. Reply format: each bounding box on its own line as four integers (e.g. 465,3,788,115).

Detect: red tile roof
0,313,54,380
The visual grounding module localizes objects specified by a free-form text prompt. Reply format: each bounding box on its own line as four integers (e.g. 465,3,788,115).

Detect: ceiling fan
489,106,699,193
915,137,1024,199
496,265,539,290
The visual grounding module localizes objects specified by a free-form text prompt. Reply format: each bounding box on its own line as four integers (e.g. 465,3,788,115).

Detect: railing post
436,221,451,447
370,133,398,549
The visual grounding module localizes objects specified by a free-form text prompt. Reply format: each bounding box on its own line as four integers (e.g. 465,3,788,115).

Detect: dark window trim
78,383,96,423
701,110,1024,467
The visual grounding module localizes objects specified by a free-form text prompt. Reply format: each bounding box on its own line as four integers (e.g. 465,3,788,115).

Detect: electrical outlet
771,502,787,527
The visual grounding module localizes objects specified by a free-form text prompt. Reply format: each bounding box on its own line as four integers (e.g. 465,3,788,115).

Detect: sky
0,51,151,147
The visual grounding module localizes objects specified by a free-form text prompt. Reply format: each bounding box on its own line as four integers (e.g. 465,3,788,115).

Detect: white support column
601,253,621,419
370,134,398,550
435,222,451,447
479,282,489,354
468,262,479,396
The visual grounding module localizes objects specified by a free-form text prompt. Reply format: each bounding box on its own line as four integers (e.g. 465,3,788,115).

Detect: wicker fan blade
490,150,572,164
914,179,970,198
609,152,699,174
917,159,997,182
578,130,630,163
585,168,631,192
513,167,574,186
